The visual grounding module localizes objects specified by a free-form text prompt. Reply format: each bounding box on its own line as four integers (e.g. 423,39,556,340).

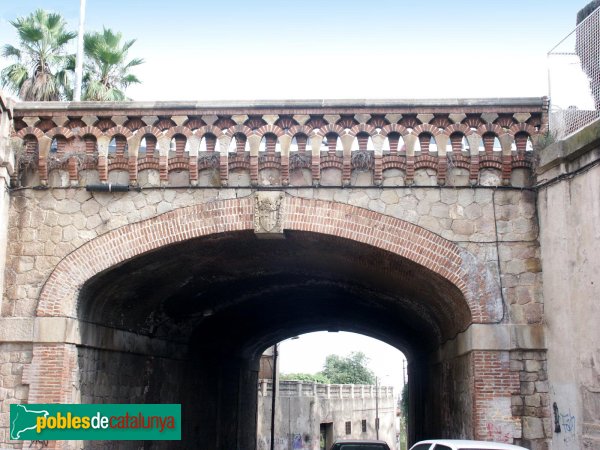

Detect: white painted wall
538,122,600,450
257,380,397,450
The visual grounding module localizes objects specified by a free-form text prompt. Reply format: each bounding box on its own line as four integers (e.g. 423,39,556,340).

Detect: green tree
321,352,375,385
280,373,330,384
82,27,143,101
400,383,408,419
1,9,76,100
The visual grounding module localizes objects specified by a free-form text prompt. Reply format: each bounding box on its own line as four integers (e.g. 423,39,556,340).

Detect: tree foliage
401,383,409,419
1,9,76,100
1,9,144,101
82,27,143,101
321,352,375,385
280,373,330,384
280,352,376,385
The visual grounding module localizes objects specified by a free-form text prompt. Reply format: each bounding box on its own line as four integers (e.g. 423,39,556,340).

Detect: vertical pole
270,343,278,450
375,376,379,440
73,0,87,101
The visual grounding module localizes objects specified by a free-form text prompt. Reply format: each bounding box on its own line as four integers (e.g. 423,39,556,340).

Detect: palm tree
82,27,143,101
1,9,76,101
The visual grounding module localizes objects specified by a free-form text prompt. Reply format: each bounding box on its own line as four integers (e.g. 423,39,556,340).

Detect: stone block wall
0,185,545,447
0,100,552,448
77,347,184,450
510,350,551,448
0,343,32,449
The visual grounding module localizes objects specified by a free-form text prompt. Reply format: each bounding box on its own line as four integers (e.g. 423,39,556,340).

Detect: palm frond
1,44,22,59
125,57,144,68
1,64,29,94
121,74,141,87
5,8,77,100
83,27,144,101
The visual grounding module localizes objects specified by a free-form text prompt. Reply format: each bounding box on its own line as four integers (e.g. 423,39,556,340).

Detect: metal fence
548,5,600,140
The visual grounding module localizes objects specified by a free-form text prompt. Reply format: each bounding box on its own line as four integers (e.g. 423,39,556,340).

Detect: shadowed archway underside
79,230,471,359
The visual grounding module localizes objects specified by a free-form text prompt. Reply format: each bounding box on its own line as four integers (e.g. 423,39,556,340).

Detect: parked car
330,439,391,450
409,439,528,450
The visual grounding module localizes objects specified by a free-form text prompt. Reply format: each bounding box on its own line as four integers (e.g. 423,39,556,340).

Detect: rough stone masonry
0,96,596,450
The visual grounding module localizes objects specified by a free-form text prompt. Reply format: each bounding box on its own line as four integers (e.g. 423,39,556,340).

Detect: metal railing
548,5,600,139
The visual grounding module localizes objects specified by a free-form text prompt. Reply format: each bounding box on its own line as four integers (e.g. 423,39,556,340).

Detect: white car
409,440,529,450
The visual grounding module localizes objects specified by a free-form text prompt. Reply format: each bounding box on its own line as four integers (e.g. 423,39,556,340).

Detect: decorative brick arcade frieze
9,98,547,188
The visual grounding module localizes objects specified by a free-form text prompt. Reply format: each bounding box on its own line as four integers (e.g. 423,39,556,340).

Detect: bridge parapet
10,98,547,188
258,379,394,399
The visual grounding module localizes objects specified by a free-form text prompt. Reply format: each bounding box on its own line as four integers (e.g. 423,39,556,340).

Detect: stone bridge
1,96,593,450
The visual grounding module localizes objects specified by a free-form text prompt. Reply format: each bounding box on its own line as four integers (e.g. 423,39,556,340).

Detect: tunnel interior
76,230,473,449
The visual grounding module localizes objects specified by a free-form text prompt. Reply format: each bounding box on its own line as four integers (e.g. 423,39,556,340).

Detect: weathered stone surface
379,190,398,204
525,359,542,373
347,191,370,208
522,417,545,439
452,219,475,235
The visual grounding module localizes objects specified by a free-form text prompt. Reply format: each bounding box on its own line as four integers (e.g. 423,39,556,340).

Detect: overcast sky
0,1,592,101
278,331,406,395
0,1,593,390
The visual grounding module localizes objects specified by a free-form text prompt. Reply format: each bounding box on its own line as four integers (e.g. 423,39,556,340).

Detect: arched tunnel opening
261,331,407,450
76,230,473,449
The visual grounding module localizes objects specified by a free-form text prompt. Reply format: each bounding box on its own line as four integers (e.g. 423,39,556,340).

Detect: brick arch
135,125,162,139
255,124,284,138
224,124,253,138
348,123,376,137
45,127,74,140
73,125,103,139
380,123,409,137
318,124,345,136
164,125,193,139
16,126,45,140
476,123,506,137
195,125,224,139
413,123,442,136
443,123,473,136
286,124,313,137
37,197,501,324
104,125,133,139
508,123,537,137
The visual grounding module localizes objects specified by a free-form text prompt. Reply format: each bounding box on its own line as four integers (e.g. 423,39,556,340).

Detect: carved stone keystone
254,191,285,238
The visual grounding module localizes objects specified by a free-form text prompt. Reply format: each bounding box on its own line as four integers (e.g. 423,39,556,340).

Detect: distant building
257,379,396,450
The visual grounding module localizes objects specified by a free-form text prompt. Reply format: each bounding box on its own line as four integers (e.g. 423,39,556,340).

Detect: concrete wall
0,93,13,314
257,380,397,450
537,120,600,449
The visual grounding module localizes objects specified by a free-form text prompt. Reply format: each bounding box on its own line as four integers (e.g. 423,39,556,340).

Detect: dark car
330,439,391,450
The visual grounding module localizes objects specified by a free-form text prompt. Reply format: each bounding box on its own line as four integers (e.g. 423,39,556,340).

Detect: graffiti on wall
293,433,303,449
258,434,314,450
486,423,512,443
553,401,577,444
257,435,288,450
